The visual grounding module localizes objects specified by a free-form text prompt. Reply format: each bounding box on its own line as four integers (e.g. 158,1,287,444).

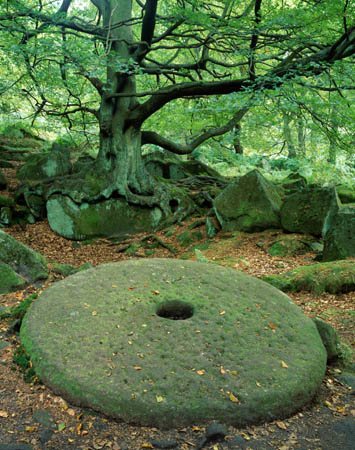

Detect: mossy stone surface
0,261,26,294
322,206,355,261
47,195,163,240
21,259,326,429
214,170,282,232
280,186,339,237
268,236,312,257
261,260,355,294
0,230,48,282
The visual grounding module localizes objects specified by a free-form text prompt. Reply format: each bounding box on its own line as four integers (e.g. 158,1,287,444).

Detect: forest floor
0,165,354,450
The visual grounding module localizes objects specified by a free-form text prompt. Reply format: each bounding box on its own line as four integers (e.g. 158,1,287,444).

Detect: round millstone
20,259,326,428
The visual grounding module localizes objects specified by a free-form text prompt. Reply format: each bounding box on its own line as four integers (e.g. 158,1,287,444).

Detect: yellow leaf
141,444,154,449
231,370,238,376
0,411,9,418
256,382,261,387
219,310,226,315
219,367,226,375
281,360,289,368
92,311,98,316
67,408,76,416
112,284,118,288
276,421,287,430
156,395,164,403
134,366,143,370
197,370,205,375
229,392,239,403
25,426,36,433
153,290,160,295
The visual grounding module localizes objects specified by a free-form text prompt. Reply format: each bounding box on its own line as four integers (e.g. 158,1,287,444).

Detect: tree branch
127,25,355,126
141,107,248,155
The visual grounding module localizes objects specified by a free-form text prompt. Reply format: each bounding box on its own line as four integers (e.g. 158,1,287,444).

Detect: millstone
20,259,326,428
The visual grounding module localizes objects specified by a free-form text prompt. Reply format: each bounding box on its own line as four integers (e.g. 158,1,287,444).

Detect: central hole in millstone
156,300,194,320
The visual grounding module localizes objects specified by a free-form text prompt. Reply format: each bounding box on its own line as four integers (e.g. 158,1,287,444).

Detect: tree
0,0,354,227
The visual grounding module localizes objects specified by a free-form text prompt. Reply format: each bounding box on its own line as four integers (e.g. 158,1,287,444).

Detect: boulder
0,168,7,189
279,173,307,194
0,261,27,294
268,235,312,257
261,259,355,294
280,185,339,236
47,194,163,240
144,151,220,181
322,205,355,261
0,230,49,283
336,186,355,204
313,318,341,362
16,143,72,181
213,169,282,232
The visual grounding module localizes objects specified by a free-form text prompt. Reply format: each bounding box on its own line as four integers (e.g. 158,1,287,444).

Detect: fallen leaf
67,408,75,416
58,422,66,432
219,367,226,375
229,392,239,403
156,395,164,403
134,366,143,370
141,444,153,449
197,370,205,375
0,411,9,418
281,360,289,368
276,421,287,430
269,322,277,330
219,310,226,315
231,370,238,376
153,290,160,295
25,426,36,433
92,311,98,316
256,382,261,387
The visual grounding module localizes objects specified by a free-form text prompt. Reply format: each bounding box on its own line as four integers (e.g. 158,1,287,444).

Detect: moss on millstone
21,259,326,429
261,260,355,294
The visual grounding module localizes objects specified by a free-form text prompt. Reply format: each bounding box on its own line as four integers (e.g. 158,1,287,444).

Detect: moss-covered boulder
0,230,49,284
213,170,282,232
261,260,355,294
322,206,355,261
279,173,307,194
16,144,72,181
21,259,326,429
0,261,27,294
144,151,220,181
313,318,341,362
47,194,163,240
280,186,339,237
268,236,313,257
336,186,355,204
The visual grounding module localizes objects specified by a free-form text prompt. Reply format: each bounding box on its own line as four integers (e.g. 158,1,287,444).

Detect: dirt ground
0,162,354,449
